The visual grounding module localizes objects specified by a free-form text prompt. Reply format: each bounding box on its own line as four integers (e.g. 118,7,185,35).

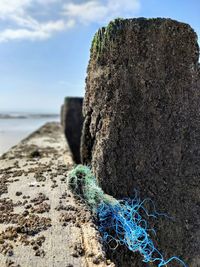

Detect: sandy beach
0,122,110,267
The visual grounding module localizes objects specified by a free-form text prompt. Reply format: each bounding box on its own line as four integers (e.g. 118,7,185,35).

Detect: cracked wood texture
0,122,114,267
81,18,200,266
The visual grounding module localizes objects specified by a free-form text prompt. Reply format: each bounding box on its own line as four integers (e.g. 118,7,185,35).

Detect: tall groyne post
81,18,200,266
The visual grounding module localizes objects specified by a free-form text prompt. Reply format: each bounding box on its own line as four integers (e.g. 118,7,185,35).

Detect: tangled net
68,165,187,267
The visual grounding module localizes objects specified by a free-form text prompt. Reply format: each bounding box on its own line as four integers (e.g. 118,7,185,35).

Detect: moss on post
91,18,124,59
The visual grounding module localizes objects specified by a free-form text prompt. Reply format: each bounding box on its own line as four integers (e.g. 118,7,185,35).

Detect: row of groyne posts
61,18,200,267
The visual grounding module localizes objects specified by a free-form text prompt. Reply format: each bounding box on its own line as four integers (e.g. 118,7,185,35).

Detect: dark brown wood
61,97,83,164
81,18,200,266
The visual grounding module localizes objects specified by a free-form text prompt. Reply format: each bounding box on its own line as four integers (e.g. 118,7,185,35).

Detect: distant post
61,97,83,163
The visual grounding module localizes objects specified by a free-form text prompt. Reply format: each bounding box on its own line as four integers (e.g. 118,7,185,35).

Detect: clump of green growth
67,165,117,212
91,17,125,59
91,27,106,59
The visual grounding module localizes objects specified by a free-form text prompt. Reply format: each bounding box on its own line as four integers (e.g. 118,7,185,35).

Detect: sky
0,0,199,113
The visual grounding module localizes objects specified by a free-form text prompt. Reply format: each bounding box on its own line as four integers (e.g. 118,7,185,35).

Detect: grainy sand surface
0,122,113,267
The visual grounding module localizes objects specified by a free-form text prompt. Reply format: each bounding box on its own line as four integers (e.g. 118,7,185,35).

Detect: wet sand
0,131,31,156
0,117,59,156
0,122,112,267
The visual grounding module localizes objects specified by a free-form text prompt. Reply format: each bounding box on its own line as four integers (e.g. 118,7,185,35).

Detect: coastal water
0,113,59,155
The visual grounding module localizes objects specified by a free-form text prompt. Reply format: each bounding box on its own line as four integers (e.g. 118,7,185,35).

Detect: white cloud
0,28,49,42
63,0,140,24
0,0,31,17
0,0,75,42
0,0,140,42
35,0,60,4
64,1,108,24
0,19,75,42
0,20,74,42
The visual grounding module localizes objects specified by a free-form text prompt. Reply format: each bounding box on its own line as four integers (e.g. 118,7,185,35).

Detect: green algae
67,165,117,212
91,18,124,59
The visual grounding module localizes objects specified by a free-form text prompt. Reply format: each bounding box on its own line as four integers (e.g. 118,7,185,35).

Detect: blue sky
0,0,199,113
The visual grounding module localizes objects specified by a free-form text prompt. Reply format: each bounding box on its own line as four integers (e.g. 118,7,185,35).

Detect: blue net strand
97,201,187,267
68,165,187,267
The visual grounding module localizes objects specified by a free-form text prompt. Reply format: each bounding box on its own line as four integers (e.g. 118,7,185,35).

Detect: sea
0,112,60,156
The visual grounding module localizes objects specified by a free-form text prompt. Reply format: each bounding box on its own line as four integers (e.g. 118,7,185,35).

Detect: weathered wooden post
81,18,200,266
61,97,83,163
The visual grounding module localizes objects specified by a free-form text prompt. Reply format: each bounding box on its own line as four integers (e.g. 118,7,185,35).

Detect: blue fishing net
68,165,187,267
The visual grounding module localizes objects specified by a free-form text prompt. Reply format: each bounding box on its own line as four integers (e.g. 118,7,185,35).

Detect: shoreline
0,117,59,156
